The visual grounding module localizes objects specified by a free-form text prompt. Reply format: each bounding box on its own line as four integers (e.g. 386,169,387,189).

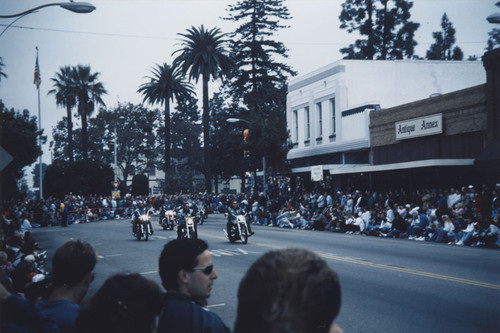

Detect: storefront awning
328,159,475,175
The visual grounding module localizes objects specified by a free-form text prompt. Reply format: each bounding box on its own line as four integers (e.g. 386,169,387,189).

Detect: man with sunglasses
157,238,229,333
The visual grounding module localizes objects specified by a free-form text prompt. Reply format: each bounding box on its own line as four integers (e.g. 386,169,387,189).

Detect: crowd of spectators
0,181,498,311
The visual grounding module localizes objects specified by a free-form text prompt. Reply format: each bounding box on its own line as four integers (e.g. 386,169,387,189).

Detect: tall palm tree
173,25,232,192
71,65,107,160
48,66,77,162
137,63,194,175
0,57,7,83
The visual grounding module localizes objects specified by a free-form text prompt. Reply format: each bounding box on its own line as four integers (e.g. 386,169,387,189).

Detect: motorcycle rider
227,200,254,238
132,200,151,236
177,202,197,239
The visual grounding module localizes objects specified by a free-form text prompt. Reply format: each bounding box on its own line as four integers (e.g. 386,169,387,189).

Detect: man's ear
178,269,190,285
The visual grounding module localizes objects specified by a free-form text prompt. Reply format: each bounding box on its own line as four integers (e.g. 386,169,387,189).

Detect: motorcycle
160,208,176,230
134,212,153,241
178,215,197,239
224,212,250,244
196,203,207,225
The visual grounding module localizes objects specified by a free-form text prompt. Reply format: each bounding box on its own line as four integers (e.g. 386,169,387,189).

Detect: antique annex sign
395,113,443,140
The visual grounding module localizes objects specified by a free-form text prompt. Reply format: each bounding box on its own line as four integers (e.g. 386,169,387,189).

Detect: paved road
32,214,500,333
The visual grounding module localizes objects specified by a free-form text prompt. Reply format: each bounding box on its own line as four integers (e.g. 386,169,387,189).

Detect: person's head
138,200,144,207
183,203,190,212
158,239,217,303
234,248,341,333
51,240,97,298
232,201,238,208
76,273,163,333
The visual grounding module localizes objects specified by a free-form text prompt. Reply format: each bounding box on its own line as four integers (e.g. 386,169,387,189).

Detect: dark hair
234,248,341,333
76,273,163,333
51,240,97,287
158,239,208,291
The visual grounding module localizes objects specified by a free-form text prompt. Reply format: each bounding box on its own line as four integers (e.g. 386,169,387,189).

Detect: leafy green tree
173,25,233,193
31,162,49,189
426,13,463,60
0,100,44,200
166,95,203,193
72,65,107,160
131,174,149,196
224,0,296,111
48,66,77,162
43,160,113,198
0,57,7,84
137,63,194,176
339,0,420,60
486,28,500,51
209,92,246,192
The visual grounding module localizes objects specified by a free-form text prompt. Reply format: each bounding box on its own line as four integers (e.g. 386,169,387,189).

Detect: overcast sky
0,0,498,169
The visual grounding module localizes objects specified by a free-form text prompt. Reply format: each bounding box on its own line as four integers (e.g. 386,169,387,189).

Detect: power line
0,23,488,46
0,23,177,40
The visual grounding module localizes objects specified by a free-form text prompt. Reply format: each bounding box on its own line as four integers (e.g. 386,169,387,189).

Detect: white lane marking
100,254,124,258
207,303,225,308
140,271,158,275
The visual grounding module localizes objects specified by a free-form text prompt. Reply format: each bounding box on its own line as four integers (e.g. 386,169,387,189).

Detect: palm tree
137,63,194,175
0,57,7,83
48,66,77,162
173,25,232,192
71,65,107,160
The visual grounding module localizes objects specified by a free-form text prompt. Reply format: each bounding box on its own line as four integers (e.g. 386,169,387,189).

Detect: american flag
34,48,41,89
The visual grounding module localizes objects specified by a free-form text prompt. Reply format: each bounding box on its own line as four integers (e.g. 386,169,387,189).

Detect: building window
149,165,156,176
316,102,322,138
304,106,310,141
329,98,336,137
293,110,298,143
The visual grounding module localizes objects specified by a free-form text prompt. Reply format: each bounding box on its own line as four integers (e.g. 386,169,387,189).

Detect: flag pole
35,47,43,199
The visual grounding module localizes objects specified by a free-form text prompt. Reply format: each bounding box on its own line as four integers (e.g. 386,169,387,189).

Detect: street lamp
226,117,267,194
487,2,500,24
0,2,96,18
0,2,96,38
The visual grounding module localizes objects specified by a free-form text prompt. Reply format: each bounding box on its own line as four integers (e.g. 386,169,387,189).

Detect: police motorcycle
159,204,176,230
131,201,153,241
224,202,250,244
176,203,197,240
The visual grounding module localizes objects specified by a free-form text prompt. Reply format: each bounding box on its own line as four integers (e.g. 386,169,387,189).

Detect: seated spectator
429,215,454,243
36,239,98,333
310,209,328,231
453,219,476,246
234,248,343,333
345,212,365,234
477,220,500,248
76,273,163,333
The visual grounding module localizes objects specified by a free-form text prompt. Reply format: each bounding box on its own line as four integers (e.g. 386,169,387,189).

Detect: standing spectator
19,213,32,238
234,248,342,333
317,192,326,211
157,239,229,333
36,240,98,333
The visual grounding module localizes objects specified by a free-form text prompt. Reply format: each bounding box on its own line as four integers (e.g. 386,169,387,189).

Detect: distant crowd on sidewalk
1,180,500,249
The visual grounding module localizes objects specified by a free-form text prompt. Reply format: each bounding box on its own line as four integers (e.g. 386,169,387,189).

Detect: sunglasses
191,264,214,275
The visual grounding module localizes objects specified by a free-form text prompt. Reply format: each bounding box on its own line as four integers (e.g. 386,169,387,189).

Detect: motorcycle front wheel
136,225,142,241
240,224,248,244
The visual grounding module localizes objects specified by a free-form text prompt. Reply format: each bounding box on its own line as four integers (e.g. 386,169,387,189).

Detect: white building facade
286,59,487,180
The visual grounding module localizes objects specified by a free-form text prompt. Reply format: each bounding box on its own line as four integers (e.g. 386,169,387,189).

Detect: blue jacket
157,292,230,333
